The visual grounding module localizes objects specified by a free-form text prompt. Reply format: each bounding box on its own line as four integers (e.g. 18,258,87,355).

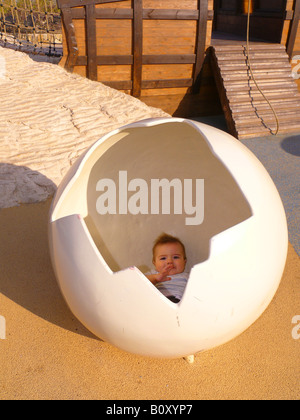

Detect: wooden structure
58,0,218,116
58,0,300,136
209,0,300,138
210,43,300,139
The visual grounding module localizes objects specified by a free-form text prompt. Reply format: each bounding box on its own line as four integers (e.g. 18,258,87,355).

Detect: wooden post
86,3,97,81
60,6,79,72
192,0,208,93
132,0,143,97
59,0,214,103
287,0,300,59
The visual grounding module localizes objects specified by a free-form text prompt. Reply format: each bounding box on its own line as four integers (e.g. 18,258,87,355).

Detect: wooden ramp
210,43,300,139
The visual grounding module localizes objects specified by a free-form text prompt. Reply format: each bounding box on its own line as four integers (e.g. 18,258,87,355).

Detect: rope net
0,0,62,58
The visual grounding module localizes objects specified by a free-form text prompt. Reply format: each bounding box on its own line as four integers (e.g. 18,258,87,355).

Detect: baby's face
153,242,186,275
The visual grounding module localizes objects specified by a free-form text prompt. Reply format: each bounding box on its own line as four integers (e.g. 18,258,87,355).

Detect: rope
245,0,280,135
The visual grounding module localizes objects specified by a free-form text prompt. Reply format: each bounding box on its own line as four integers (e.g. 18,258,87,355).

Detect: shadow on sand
0,167,98,340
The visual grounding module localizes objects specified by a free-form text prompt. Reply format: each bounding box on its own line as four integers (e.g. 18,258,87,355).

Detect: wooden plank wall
213,0,286,43
59,0,220,117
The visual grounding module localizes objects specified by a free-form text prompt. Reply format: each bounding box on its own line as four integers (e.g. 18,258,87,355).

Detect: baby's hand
146,266,172,285
155,266,173,283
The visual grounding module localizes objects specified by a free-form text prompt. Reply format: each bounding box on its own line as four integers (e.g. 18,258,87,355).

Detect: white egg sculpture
49,118,288,359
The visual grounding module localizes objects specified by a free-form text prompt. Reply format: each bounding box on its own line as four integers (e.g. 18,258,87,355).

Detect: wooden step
222,72,294,83
213,44,287,53
216,52,289,62
225,79,297,91
237,121,300,139
235,116,300,131
227,90,300,105
209,43,300,139
234,109,300,124
237,118,300,133
219,62,292,72
231,99,300,114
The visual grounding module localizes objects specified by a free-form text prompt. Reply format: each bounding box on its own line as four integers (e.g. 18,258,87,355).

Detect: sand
0,198,299,400
0,46,168,207
0,47,299,400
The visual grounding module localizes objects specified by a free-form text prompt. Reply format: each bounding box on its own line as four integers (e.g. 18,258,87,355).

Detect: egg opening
51,120,253,274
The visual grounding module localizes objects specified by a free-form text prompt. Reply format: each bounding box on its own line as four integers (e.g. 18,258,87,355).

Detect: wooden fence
58,0,214,104
0,0,62,57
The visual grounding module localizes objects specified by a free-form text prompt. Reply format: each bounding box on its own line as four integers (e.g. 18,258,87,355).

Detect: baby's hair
152,233,186,260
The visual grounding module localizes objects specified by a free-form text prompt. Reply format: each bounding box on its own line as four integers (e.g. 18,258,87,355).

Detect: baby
146,233,189,303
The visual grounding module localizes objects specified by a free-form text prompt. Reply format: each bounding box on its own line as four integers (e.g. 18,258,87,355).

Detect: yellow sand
0,199,299,400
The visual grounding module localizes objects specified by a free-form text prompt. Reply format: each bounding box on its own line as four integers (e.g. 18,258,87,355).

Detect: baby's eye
173,256,180,259
159,256,166,261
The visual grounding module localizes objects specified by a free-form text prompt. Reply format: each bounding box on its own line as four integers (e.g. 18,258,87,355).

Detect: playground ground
0,47,299,401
